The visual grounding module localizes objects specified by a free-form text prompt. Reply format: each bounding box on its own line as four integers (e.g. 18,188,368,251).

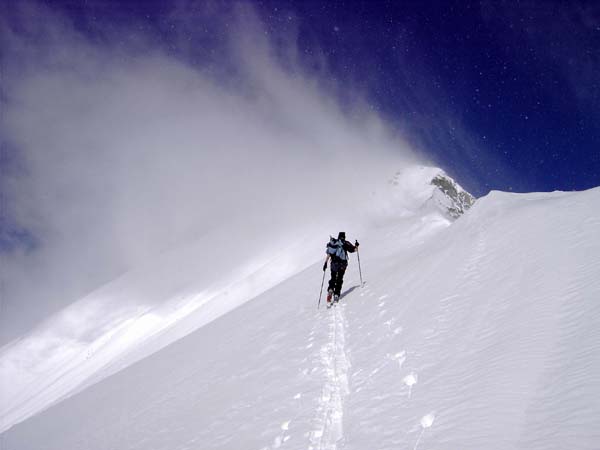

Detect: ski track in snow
312,282,434,450
310,304,350,450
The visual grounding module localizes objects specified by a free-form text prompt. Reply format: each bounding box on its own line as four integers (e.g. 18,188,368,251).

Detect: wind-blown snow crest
2,183,599,450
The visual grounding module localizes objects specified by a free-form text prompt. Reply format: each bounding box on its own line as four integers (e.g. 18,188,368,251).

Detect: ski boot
326,289,334,308
334,294,340,304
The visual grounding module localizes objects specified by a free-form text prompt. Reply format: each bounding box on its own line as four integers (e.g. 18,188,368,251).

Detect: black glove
355,240,360,247
323,262,327,271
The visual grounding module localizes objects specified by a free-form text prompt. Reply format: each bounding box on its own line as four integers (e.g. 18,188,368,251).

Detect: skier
323,232,359,306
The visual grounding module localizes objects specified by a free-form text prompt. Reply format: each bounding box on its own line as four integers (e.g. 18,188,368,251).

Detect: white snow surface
2,169,600,449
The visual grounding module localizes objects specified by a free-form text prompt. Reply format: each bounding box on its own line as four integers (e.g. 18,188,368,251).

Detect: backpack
326,237,348,261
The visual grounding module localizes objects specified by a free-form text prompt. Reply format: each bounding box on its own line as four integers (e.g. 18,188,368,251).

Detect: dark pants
328,260,347,296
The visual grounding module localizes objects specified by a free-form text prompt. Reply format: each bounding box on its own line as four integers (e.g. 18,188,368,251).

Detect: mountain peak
384,166,475,220
430,171,476,219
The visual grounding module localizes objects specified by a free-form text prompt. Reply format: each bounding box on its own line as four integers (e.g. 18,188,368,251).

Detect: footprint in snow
421,413,435,428
403,372,418,398
272,435,287,448
271,421,292,448
389,351,406,369
311,428,324,440
413,413,435,450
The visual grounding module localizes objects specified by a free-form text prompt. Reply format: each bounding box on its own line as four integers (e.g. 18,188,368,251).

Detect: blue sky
258,0,600,195
268,1,599,195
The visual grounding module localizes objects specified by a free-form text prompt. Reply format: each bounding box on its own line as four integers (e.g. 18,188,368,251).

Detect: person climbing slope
323,231,359,306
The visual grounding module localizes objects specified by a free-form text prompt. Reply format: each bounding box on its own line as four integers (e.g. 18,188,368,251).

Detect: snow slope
2,173,600,449
0,165,453,431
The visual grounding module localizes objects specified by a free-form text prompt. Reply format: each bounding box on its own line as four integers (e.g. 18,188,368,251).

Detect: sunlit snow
1,169,599,450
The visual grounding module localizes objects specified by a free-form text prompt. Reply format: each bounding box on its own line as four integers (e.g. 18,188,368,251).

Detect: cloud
0,2,418,342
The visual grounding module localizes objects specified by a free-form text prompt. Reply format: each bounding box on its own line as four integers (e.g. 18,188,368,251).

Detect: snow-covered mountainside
2,168,599,450
0,165,455,432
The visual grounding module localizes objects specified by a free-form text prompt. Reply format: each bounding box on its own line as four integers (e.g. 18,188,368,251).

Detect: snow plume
0,2,420,342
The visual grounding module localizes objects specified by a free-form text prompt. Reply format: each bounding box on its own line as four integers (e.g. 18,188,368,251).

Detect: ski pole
317,267,327,309
355,240,364,287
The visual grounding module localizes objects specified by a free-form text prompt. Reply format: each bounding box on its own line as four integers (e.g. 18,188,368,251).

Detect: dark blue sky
16,1,600,195
255,0,600,195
